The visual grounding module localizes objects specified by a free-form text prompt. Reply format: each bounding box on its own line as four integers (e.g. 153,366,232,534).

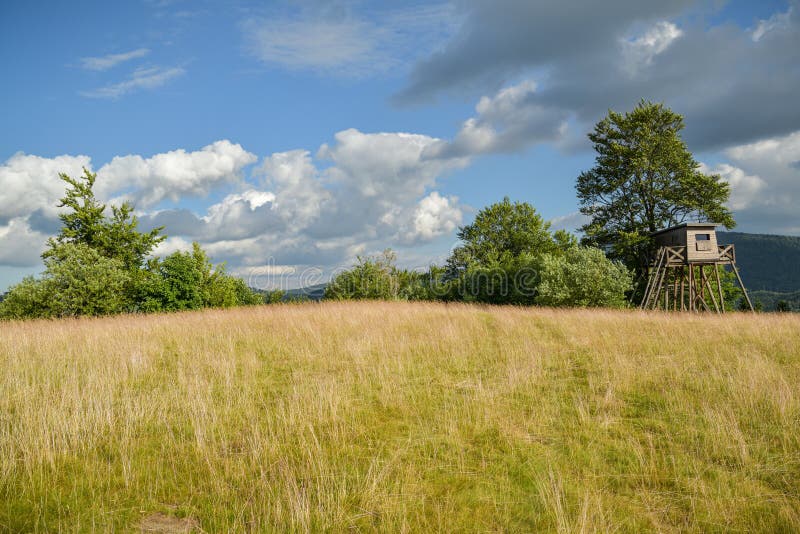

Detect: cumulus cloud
621,21,683,75
427,80,568,158
319,129,468,203
0,152,91,221
199,131,469,270
78,48,150,71
0,141,258,269
400,192,462,243
0,130,469,276
700,130,800,234
699,162,767,211
81,65,185,99
0,218,48,267
257,150,328,228
98,140,257,207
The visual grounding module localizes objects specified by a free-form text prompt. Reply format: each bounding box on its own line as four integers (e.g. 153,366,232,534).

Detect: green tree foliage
44,169,164,271
747,290,800,312
442,198,562,304
325,250,402,300
577,101,734,277
450,254,540,305
435,198,633,307
135,243,263,312
536,246,633,308
0,244,130,318
262,290,286,304
776,300,791,312
0,169,263,320
323,250,447,302
446,197,558,277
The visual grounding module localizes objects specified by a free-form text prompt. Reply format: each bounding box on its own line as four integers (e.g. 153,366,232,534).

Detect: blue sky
1,0,799,291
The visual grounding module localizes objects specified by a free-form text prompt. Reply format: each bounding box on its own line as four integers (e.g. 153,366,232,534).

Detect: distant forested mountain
718,232,800,292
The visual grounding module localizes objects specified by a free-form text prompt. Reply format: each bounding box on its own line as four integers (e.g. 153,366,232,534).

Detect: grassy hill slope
1,303,799,531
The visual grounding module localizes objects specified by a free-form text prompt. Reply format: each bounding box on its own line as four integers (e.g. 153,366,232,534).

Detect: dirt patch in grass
139,512,200,533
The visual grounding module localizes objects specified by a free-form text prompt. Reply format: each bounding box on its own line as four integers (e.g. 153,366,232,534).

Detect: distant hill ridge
717,231,800,292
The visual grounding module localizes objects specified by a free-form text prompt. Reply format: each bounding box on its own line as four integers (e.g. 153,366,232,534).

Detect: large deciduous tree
576,101,734,279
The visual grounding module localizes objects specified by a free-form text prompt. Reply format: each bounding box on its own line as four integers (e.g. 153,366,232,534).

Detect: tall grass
1,302,798,532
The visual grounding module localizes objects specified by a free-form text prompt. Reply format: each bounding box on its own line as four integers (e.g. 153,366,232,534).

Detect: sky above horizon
1,0,799,291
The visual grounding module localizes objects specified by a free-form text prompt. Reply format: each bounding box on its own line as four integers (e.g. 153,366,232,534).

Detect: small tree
776,300,791,312
0,243,130,318
325,250,400,300
44,169,164,270
536,246,632,308
445,197,558,277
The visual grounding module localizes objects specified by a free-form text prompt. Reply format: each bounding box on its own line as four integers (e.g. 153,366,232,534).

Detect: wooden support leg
702,268,721,313
731,262,754,312
680,267,686,311
673,270,679,311
714,264,725,312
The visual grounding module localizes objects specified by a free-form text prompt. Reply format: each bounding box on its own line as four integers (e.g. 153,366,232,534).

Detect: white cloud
198,190,279,241
550,212,591,233
0,152,91,220
78,48,150,71
427,80,568,158
621,21,683,75
128,130,469,277
257,150,328,227
98,140,257,207
699,130,800,233
0,217,48,267
401,192,462,243
752,8,793,42
81,66,185,99
320,128,467,202
153,235,194,257
699,162,767,211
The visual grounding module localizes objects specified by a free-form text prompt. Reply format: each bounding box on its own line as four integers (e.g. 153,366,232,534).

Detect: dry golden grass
1,302,799,532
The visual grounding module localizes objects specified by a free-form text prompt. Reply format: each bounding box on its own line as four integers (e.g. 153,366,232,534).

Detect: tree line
1,100,751,319
324,199,633,307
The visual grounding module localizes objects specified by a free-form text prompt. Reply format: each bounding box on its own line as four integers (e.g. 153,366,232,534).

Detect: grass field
1,302,799,532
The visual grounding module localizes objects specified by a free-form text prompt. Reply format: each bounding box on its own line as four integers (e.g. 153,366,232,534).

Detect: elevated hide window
695,233,712,251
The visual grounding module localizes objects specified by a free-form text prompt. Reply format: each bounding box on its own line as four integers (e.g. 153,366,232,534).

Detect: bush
0,243,130,319
325,250,400,300
456,254,540,305
137,244,263,312
536,246,632,308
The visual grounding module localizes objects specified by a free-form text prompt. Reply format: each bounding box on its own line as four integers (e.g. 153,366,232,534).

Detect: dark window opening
696,233,710,241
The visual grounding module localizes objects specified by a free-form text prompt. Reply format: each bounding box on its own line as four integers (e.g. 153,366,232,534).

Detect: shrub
0,243,130,319
325,250,400,300
536,246,632,308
